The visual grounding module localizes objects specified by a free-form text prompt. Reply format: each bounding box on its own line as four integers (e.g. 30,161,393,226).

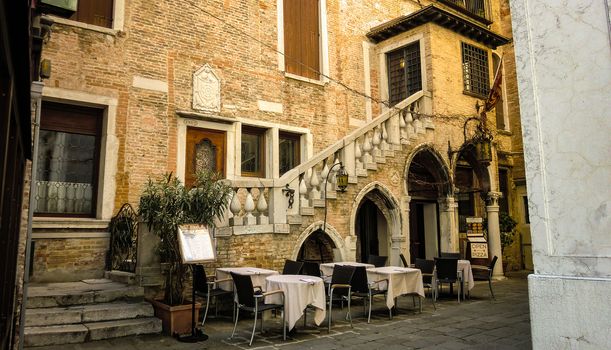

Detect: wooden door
185,127,225,188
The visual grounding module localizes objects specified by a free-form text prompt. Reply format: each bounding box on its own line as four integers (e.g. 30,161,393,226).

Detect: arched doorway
353,185,399,264
297,229,337,263
406,147,451,263
454,144,491,234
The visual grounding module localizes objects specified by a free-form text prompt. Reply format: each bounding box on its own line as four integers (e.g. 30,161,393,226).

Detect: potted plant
499,212,518,272
138,170,232,335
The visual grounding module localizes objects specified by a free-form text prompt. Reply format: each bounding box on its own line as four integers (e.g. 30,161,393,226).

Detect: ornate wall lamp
448,114,494,167
322,161,348,234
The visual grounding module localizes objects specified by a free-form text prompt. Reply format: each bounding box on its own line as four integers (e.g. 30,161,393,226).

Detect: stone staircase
24,278,161,347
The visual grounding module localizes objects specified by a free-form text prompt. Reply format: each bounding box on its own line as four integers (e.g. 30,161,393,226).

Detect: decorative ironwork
282,184,295,209
107,203,138,273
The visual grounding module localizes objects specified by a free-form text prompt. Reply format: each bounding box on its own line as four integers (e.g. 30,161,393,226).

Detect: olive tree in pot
138,170,232,335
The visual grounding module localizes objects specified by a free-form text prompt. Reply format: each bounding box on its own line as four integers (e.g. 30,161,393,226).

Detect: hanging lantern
335,164,349,192
476,137,492,166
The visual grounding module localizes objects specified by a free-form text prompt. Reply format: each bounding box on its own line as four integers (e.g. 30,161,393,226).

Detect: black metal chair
350,266,389,323
471,256,498,300
193,265,233,326
367,255,387,267
440,252,461,259
230,272,286,346
300,261,321,277
282,259,304,275
435,257,460,303
399,253,409,267
414,258,436,309
327,265,356,332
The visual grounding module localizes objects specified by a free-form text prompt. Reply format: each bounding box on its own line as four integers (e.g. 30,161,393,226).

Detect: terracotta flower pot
148,299,202,336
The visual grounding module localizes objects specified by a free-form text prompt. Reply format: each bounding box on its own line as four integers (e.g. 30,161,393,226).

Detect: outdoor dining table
458,259,475,299
215,267,279,292
265,275,326,331
320,261,375,278
366,266,425,310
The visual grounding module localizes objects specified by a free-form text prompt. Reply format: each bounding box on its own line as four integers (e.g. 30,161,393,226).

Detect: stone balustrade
218,91,428,235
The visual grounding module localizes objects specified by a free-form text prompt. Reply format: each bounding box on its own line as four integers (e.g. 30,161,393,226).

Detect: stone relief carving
192,64,221,112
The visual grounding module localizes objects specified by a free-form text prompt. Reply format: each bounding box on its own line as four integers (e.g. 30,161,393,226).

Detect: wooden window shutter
284,0,320,79
71,0,113,28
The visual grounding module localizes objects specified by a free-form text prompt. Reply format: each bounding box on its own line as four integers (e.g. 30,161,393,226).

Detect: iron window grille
461,42,490,98
387,41,422,106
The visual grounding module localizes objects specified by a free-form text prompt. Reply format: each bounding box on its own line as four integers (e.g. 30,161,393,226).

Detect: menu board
470,242,489,258
177,224,216,263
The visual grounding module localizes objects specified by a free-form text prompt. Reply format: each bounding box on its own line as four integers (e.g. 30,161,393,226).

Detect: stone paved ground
28,274,531,350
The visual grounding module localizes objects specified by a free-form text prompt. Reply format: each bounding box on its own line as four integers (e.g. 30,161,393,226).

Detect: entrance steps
24,278,161,347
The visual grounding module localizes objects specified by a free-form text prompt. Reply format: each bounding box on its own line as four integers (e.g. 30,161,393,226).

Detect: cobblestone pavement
28,275,531,350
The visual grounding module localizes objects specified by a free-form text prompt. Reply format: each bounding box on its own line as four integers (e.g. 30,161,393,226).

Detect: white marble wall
510,0,611,348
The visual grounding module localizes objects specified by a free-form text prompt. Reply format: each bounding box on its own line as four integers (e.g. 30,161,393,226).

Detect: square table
216,267,278,292
366,266,425,310
265,275,326,331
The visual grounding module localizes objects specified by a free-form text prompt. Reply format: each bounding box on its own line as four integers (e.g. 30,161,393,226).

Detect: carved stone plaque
192,64,220,112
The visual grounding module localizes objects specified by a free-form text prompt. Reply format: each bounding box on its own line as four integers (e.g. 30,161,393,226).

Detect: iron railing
106,203,138,272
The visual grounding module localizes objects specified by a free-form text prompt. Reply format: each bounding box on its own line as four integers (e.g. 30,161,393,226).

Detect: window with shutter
284,0,320,80
69,0,114,28
387,42,422,106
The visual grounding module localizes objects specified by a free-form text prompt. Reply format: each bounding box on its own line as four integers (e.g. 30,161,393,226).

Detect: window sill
284,72,327,87
497,129,513,136
462,90,487,99
44,15,119,36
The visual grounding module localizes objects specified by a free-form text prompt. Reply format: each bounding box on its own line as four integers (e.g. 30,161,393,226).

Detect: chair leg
250,310,258,346
202,294,211,326
231,308,240,339
367,294,372,323
282,307,286,341
347,294,353,328
328,289,333,333
489,278,495,300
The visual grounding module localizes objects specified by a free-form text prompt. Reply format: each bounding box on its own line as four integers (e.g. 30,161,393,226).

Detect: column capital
487,191,503,206
438,196,458,211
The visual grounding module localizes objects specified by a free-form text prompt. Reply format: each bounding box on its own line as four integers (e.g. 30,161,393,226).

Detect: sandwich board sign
177,224,216,263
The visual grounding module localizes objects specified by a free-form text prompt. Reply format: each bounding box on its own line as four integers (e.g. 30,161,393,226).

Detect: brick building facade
30,0,529,285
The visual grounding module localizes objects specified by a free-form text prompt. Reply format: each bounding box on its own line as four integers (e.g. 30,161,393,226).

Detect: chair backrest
301,261,321,277
440,252,461,259
193,265,208,292
399,253,409,267
415,258,435,284
489,256,498,273
282,259,304,275
230,272,256,308
350,266,369,293
367,255,387,267
330,265,356,297
435,257,458,281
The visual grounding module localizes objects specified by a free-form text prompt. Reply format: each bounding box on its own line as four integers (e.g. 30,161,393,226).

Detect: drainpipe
19,80,44,350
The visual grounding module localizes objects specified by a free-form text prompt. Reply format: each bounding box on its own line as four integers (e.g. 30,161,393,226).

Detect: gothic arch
290,221,348,262
404,143,453,197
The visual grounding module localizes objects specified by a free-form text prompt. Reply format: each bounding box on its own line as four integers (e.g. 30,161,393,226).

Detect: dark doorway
297,229,336,263
356,200,380,263
409,202,425,262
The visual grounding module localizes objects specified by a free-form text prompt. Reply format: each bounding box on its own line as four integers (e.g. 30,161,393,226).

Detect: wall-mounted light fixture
322,161,349,234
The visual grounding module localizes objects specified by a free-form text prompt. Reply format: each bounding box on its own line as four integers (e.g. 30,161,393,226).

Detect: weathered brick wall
37,0,521,276
32,238,109,282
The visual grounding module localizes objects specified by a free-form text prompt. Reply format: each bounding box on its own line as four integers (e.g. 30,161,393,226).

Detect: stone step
25,302,155,327
24,324,88,347
86,317,162,341
27,280,144,308
24,317,161,347
105,270,137,285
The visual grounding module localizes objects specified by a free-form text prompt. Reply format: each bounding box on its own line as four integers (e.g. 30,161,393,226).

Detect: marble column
438,196,459,253
486,192,503,278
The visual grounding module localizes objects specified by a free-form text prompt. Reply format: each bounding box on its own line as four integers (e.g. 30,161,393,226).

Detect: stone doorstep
104,270,137,285
25,302,154,326
23,317,162,347
27,284,144,308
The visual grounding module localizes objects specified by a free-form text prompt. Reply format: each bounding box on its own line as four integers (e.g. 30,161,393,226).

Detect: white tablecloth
216,267,279,292
458,260,474,291
366,266,425,309
320,262,375,277
265,275,326,331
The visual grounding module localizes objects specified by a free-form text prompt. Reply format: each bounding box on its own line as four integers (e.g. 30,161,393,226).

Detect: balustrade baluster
381,121,389,150
299,176,309,208
229,188,243,226
309,165,320,201
320,160,329,199
362,132,372,165
244,188,256,225
256,187,268,224
355,139,363,170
